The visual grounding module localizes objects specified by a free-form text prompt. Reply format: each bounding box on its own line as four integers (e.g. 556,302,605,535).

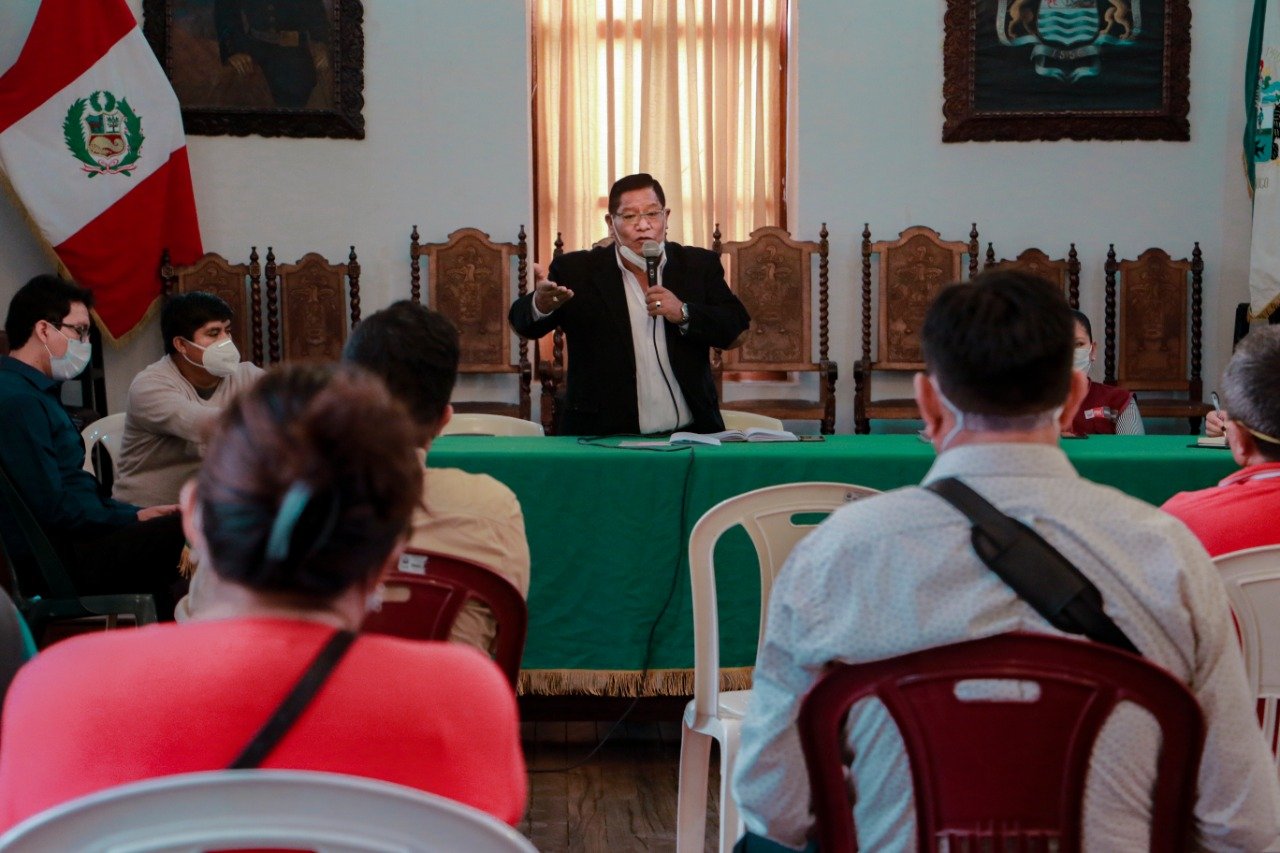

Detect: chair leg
676,724,713,853
717,725,743,853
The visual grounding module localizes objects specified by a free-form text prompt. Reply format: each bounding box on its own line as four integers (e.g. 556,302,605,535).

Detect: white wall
0,1,1255,431
794,0,1254,432
0,0,531,413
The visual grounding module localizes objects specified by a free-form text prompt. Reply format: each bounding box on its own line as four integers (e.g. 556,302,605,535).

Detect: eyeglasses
1223,412,1280,446
614,209,665,226
58,323,92,342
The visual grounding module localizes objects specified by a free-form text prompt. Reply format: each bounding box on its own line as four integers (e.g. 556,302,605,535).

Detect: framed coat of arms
943,0,1191,142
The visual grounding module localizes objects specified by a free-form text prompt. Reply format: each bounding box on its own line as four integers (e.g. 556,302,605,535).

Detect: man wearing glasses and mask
510,173,750,436
0,276,186,620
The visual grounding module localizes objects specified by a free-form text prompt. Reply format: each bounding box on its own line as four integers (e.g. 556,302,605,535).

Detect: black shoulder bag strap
230,628,357,769
925,477,1140,656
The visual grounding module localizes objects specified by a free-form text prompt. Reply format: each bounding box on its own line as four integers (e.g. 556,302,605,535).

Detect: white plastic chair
1214,544,1280,774
720,410,785,431
440,413,545,437
677,481,879,853
0,769,537,852
80,412,126,479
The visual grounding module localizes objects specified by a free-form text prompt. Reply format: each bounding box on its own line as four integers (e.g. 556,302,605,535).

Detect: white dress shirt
613,251,691,433
734,443,1280,852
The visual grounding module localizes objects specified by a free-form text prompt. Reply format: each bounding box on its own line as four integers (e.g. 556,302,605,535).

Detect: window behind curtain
531,0,789,259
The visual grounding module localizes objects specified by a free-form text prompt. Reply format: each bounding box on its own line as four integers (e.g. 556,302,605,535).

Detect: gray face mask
45,337,92,381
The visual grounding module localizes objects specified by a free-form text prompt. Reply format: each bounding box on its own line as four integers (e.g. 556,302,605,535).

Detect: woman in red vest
1068,310,1144,435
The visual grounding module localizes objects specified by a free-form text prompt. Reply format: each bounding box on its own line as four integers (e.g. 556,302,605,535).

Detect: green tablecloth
427,435,1236,695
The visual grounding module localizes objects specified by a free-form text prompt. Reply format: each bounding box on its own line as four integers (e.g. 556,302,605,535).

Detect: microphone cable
529,444,696,773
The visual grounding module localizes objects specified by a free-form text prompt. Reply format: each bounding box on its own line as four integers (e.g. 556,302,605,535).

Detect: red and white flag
0,0,202,341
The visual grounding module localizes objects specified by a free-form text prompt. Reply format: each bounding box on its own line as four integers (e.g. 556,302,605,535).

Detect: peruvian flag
0,0,202,341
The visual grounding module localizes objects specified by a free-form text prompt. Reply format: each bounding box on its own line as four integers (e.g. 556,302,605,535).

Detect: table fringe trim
518,666,754,697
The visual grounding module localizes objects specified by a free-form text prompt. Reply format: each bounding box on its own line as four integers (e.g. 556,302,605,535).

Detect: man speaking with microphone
510,173,750,436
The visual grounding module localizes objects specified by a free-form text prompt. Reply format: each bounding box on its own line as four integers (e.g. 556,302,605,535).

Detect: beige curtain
532,0,786,259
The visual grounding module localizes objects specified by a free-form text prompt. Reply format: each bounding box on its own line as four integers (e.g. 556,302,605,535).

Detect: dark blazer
509,242,750,436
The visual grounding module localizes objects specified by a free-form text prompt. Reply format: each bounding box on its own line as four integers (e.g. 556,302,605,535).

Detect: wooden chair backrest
862,225,978,370
712,224,828,372
983,244,1081,309
1104,244,1203,393
160,249,263,366
266,248,361,364
410,227,528,372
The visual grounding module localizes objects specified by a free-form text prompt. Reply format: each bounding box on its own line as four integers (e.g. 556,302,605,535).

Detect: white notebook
669,428,798,446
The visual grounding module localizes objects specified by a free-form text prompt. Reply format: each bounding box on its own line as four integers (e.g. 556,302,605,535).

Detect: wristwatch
680,303,690,325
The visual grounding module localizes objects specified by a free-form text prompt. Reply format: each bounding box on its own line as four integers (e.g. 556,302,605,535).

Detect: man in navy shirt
0,276,185,620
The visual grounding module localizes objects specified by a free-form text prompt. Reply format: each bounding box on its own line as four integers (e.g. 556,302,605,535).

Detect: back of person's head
1070,309,1093,342
922,270,1074,416
608,173,666,213
1222,326,1280,462
4,275,94,348
342,300,459,438
161,292,234,355
196,363,421,598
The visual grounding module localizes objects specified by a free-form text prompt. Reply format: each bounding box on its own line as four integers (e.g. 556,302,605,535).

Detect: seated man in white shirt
113,292,262,506
733,270,1280,851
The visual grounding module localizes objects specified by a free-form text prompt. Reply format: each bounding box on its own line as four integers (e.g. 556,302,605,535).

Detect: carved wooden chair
1104,244,1210,433
533,234,574,434
410,227,531,420
160,249,264,366
711,224,836,434
854,224,979,433
265,247,361,364
983,244,1081,308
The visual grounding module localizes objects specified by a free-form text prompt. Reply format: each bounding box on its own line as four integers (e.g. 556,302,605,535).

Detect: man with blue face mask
509,173,750,435
114,292,263,506
734,270,1280,850
0,276,187,621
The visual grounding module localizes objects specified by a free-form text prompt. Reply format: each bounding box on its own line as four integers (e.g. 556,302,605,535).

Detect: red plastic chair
798,633,1204,852
362,549,528,688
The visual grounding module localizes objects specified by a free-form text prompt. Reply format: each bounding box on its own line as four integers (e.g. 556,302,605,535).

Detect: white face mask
44,336,92,381
611,222,664,270
182,338,241,378
931,379,969,452
1072,345,1092,375
930,376,1063,452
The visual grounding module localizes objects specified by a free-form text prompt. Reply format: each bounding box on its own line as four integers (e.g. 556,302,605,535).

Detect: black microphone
643,240,662,289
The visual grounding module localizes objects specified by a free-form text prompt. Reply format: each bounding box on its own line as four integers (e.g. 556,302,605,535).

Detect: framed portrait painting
943,0,1190,142
143,0,365,139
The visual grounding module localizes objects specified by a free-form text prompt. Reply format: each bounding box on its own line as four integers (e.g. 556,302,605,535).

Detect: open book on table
669,428,798,446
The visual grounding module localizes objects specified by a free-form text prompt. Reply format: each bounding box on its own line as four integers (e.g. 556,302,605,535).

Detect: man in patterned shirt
734,270,1280,851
